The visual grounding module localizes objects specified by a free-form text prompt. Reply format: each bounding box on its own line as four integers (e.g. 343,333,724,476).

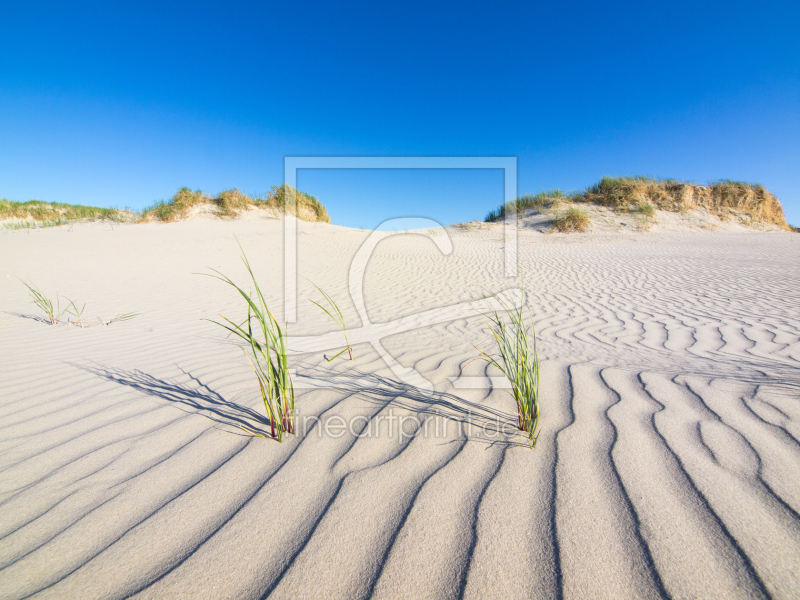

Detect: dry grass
486,177,790,230
258,185,330,223
485,190,566,221
552,207,589,233
139,185,330,223
0,199,131,226
2,187,331,227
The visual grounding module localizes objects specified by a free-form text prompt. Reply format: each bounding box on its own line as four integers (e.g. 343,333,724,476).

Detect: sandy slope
1,217,799,599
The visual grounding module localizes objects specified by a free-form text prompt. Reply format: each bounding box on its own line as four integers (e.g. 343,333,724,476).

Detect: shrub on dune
485,176,790,230
552,207,589,233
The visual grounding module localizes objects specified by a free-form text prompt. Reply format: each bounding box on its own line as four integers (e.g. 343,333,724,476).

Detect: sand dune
1,218,799,599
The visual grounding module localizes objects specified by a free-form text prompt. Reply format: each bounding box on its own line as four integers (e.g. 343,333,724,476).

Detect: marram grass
485,176,790,230
476,292,540,447
19,279,138,327
309,282,353,361
552,207,589,233
204,244,295,440
19,280,77,325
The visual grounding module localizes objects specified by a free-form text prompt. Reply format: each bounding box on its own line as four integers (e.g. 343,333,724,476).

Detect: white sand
1,217,799,599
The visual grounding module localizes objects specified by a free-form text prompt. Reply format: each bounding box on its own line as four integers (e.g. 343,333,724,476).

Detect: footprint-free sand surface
1,217,799,599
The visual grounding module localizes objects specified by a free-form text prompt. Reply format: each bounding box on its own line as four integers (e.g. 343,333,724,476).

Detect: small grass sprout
98,312,140,326
20,279,71,324
204,244,295,440
474,292,541,448
20,279,90,326
308,282,353,361
19,279,139,327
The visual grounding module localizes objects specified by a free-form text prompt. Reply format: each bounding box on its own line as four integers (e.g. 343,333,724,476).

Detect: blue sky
1,0,799,227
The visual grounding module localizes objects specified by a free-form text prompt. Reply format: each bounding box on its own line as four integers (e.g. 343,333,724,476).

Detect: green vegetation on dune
485,176,791,230
0,199,130,227
485,190,567,222
139,185,330,223
552,207,589,233
1,184,332,227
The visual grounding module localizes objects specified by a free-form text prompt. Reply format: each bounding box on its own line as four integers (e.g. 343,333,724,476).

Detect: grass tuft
19,279,136,327
475,292,540,447
552,207,589,233
635,201,656,218
1,199,131,227
308,282,353,361
258,185,331,223
204,243,295,440
139,185,331,224
485,190,566,221
19,280,73,324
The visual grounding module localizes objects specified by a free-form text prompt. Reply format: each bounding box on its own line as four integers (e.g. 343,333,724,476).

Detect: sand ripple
1,221,798,599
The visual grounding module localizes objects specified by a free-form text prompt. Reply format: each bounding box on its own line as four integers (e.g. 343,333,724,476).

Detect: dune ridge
1,219,799,599
486,177,794,232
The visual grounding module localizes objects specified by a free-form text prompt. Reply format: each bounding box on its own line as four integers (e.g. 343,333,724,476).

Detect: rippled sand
1,218,799,599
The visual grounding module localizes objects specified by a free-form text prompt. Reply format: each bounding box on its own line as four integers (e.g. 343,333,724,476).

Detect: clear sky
2,0,799,227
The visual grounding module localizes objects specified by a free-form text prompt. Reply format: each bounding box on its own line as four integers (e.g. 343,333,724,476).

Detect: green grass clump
205,245,295,440
139,188,211,222
635,201,656,218
485,190,566,222
0,199,130,226
215,188,252,217
552,207,589,233
257,185,331,223
309,283,353,361
19,280,79,325
19,279,137,327
475,293,540,447
139,185,331,224
484,176,790,230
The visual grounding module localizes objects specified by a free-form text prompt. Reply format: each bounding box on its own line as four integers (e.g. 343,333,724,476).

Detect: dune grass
19,280,79,325
552,207,589,233
475,292,540,447
3,184,331,227
1,199,131,226
19,279,137,327
485,176,790,230
485,190,566,221
4,219,69,230
139,185,330,224
309,283,353,361
260,184,330,223
204,245,295,440
635,200,656,218
97,313,140,326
